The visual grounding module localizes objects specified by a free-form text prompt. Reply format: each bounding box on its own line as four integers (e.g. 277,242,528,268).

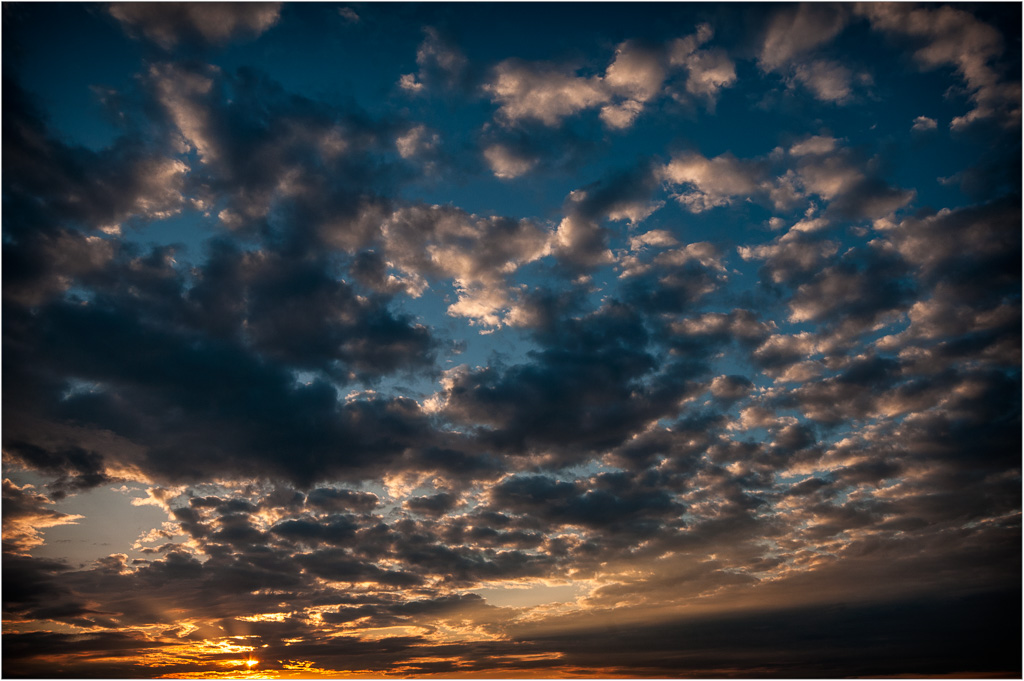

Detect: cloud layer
2,3,1020,678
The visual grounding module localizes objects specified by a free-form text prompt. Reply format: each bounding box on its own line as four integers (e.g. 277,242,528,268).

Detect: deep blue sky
2,3,1021,677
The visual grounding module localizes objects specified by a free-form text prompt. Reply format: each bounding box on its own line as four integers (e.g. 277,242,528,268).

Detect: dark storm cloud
512,589,1021,678
553,161,663,271
2,554,84,623
488,472,681,533
271,516,358,546
3,99,444,491
188,242,436,374
785,240,914,332
2,78,188,240
296,547,424,587
144,61,408,248
322,592,500,628
2,79,187,307
2,443,112,501
442,301,704,460
403,492,460,517
620,248,727,314
885,197,1021,300
3,285,440,486
305,488,379,513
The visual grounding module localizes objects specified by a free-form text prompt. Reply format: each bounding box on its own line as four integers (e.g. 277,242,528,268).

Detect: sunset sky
2,2,1021,677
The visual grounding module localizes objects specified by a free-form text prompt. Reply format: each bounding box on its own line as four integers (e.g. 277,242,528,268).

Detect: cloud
403,492,460,517
395,124,439,160
661,151,765,212
488,472,681,532
399,27,469,93
911,115,938,132
438,302,704,461
680,49,737,109
661,144,909,217
486,60,608,127
486,25,735,129
483,144,537,179
789,135,839,156
2,479,84,554
859,3,1021,129
738,230,840,286
109,3,281,49
2,238,448,489
757,5,868,104
661,142,905,221
791,59,855,103
377,203,551,326
2,79,189,241
759,4,850,72
2,6,1020,677
668,23,738,110
338,7,359,24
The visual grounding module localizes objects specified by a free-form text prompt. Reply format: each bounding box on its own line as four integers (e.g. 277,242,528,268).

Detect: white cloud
683,49,737,107
671,24,736,108
599,100,645,130
791,60,854,103
486,61,608,126
911,116,938,132
483,145,537,179
486,24,735,129
150,63,219,162
789,135,839,157
606,199,664,225
795,156,864,201
661,152,765,212
396,125,439,159
398,73,424,93
859,3,1021,129
759,4,849,71
399,27,467,93
629,229,678,251
756,6,864,104
604,42,666,103
379,204,552,326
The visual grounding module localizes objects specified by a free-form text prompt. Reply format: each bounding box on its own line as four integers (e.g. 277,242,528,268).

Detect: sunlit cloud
2,2,1020,678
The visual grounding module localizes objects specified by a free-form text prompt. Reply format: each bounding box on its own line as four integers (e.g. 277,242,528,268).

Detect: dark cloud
403,492,460,517
512,589,1021,677
489,472,682,533
305,488,379,513
108,3,281,50
2,4,1019,678
442,302,703,460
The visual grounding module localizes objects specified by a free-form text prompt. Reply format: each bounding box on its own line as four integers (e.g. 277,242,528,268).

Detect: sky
1,2,1021,678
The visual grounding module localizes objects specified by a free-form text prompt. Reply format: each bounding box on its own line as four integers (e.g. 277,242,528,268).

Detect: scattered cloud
859,3,1022,129
109,2,281,49
911,115,938,132
3,4,1019,678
